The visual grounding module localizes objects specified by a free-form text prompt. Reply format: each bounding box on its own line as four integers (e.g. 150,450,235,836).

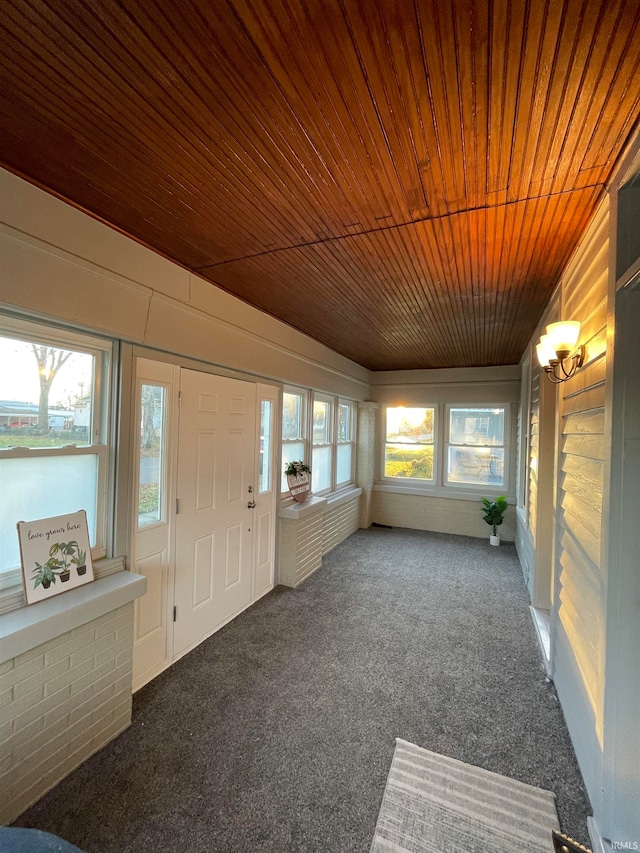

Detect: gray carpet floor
14,528,592,852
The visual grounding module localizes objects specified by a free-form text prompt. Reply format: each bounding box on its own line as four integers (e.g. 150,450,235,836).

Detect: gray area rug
370,738,559,852
14,528,591,852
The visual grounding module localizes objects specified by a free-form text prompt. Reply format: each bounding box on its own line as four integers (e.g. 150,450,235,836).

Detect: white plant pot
490,534,501,546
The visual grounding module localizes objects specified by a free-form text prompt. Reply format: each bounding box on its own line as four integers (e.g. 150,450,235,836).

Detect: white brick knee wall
0,603,134,824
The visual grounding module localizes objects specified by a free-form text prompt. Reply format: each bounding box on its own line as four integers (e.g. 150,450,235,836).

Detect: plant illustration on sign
32,557,61,590
48,540,79,582
71,546,87,575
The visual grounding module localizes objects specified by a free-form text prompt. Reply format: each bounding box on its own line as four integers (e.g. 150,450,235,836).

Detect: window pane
449,408,504,445
281,441,304,492
447,446,504,485
282,392,302,440
259,400,272,494
384,444,434,480
386,407,434,444
313,400,330,444
337,443,352,485
337,404,350,442
0,454,99,571
138,385,165,527
0,336,95,448
312,445,332,492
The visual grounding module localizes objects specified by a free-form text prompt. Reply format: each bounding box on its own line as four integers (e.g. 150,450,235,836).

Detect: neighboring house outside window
445,406,507,488
0,316,112,584
381,403,510,494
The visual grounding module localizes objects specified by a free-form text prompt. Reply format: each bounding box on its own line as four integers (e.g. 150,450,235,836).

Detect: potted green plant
481,496,508,545
32,557,60,590
49,540,78,582
284,460,311,478
72,546,87,576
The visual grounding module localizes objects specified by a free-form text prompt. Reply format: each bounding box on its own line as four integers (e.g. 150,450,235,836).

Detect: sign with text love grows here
17,510,94,605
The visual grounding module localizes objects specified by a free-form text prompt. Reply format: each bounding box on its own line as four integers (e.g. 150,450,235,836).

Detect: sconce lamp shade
536,335,557,367
546,321,581,354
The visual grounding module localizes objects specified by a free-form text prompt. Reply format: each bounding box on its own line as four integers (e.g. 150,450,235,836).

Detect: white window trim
378,402,514,498
281,389,358,500
0,315,113,608
380,403,439,486
280,386,309,496
443,404,509,492
336,398,356,488
311,392,334,496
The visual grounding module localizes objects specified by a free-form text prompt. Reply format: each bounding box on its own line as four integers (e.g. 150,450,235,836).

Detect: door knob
247,500,256,509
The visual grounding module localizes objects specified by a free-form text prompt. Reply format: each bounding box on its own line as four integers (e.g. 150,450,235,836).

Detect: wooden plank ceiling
1,0,639,370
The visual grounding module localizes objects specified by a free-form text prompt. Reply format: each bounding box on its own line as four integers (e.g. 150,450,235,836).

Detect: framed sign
287,471,311,502
17,510,95,605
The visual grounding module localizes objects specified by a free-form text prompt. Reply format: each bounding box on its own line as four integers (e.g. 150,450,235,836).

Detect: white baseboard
588,816,606,853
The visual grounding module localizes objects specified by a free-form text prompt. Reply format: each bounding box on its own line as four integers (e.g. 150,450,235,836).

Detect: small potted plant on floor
32,557,60,590
481,496,508,545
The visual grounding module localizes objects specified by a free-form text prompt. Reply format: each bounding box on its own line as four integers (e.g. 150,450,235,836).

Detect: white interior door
173,369,256,656
131,360,179,691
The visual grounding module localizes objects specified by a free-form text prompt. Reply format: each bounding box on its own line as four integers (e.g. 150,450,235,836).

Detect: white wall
370,365,520,540
0,169,370,402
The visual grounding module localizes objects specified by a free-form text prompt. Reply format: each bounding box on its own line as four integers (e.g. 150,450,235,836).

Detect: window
259,399,272,494
280,388,356,497
384,406,435,482
137,384,166,528
312,395,333,494
446,407,506,487
336,400,355,486
281,388,307,492
0,317,112,577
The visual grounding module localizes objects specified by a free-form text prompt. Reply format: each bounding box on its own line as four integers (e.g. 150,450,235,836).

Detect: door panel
174,369,256,655
132,361,179,691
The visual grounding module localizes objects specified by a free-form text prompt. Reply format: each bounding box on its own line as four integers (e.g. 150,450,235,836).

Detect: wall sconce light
536,321,585,383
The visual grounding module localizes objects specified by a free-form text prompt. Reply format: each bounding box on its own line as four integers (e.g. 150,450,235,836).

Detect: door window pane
138,384,165,527
259,400,272,494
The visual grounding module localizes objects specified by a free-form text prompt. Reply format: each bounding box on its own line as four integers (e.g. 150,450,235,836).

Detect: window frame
443,404,509,492
311,392,334,496
379,401,513,498
280,386,309,496
280,388,357,499
381,404,439,486
0,315,113,584
335,398,356,488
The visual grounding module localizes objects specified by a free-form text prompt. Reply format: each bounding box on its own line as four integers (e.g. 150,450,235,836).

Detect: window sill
0,555,126,615
374,483,516,502
279,486,362,520
0,569,146,664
